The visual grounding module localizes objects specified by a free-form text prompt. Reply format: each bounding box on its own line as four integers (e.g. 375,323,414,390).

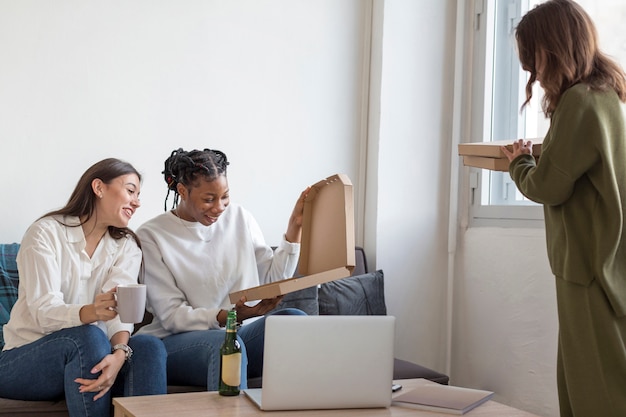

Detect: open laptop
243,315,395,411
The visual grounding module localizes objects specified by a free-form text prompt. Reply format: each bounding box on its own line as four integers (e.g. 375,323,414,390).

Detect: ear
176,182,187,200
91,178,104,199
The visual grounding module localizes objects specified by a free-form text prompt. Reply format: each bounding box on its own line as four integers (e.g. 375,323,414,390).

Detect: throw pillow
0,243,20,349
318,270,386,315
275,285,319,315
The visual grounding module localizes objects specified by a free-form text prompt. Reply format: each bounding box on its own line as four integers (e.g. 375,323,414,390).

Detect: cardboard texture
461,155,511,172
229,174,355,303
458,138,542,172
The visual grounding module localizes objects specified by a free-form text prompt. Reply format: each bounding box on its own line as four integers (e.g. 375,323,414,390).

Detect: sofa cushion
318,270,386,316
276,285,319,315
0,243,20,350
270,247,369,316
0,397,69,416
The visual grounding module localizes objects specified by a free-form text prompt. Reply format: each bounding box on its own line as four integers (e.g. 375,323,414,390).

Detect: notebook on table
243,315,395,411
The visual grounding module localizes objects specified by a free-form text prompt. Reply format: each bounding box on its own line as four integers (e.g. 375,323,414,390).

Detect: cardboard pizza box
458,138,543,158
461,155,512,172
229,173,355,303
458,138,542,172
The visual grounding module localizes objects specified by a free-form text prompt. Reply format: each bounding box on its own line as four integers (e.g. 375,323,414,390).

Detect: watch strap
112,343,133,360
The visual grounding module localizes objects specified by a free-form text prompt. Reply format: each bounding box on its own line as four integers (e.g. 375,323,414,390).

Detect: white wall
371,0,456,375
454,228,559,416
374,2,560,416
0,0,368,245
446,2,560,416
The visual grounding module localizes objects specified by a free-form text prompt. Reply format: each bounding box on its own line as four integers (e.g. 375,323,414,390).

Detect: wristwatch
112,343,133,361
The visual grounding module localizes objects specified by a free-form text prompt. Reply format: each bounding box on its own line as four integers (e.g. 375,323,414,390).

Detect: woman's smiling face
97,174,141,228
176,174,230,226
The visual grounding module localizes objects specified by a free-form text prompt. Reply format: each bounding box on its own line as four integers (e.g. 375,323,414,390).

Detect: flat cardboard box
458,138,542,172
229,173,355,303
462,155,512,172
458,138,542,158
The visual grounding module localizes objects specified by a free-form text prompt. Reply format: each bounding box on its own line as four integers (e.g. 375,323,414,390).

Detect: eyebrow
203,187,228,194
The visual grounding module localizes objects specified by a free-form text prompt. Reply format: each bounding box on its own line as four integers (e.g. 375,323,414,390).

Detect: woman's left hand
285,187,310,243
74,349,125,401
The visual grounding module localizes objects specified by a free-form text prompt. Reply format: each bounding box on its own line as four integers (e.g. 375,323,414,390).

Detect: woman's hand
74,349,126,401
284,187,310,243
79,287,118,324
74,331,130,401
231,296,283,323
501,139,533,162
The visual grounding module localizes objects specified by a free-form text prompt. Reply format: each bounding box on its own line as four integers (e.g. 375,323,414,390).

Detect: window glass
471,0,626,225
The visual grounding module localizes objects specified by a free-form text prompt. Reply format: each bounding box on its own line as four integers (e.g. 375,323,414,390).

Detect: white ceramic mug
116,284,147,323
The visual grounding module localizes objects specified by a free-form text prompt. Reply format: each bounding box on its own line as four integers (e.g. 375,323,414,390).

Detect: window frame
467,0,545,228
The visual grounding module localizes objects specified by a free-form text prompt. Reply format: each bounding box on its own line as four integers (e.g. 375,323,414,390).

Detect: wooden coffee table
113,379,541,417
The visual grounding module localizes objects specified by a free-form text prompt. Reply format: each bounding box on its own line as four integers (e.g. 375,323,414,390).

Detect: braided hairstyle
162,148,229,210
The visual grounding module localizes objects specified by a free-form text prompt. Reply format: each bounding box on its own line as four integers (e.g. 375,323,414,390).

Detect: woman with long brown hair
0,158,167,417
502,1,626,415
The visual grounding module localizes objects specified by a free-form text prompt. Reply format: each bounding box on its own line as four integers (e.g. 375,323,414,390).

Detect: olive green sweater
509,83,626,316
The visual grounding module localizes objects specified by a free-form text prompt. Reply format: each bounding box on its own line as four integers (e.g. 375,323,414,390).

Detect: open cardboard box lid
229,173,355,303
458,138,542,172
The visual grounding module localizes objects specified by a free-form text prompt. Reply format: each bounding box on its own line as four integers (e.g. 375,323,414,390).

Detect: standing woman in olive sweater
501,1,626,416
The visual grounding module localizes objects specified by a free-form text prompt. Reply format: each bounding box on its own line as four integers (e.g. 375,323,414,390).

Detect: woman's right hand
225,296,283,323
79,288,118,324
284,187,310,244
75,350,125,401
501,139,533,162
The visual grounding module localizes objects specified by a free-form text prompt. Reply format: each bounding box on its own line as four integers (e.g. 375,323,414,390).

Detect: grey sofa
252,247,450,388
0,243,70,416
0,244,448,416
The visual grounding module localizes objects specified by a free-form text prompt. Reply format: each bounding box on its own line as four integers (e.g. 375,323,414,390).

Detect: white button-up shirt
2,215,141,350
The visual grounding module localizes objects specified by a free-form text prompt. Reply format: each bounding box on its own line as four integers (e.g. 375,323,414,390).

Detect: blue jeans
0,325,167,417
163,307,306,390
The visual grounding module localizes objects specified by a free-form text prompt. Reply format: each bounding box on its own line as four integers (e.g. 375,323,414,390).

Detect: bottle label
221,353,242,386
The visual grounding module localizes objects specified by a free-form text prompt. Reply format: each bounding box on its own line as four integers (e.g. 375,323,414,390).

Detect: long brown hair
42,158,142,245
515,0,626,117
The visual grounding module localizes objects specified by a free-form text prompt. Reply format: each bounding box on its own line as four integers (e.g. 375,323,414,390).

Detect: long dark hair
162,148,229,210
515,0,626,117
42,158,142,245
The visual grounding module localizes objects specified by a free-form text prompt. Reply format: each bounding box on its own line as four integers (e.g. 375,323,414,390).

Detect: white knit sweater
136,204,299,338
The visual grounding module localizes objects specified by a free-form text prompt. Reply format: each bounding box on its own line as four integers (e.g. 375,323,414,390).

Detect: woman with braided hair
136,148,308,390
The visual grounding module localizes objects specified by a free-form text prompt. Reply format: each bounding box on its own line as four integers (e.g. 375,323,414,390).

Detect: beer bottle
219,309,241,396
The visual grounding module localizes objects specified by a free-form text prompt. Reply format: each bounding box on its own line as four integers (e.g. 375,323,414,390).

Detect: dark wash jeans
163,307,307,390
0,325,167,417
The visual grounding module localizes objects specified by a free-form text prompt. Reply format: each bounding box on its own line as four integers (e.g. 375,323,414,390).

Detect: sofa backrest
0,243,20,349
278,246,387,316
352,246,368,276
318,269,386,315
